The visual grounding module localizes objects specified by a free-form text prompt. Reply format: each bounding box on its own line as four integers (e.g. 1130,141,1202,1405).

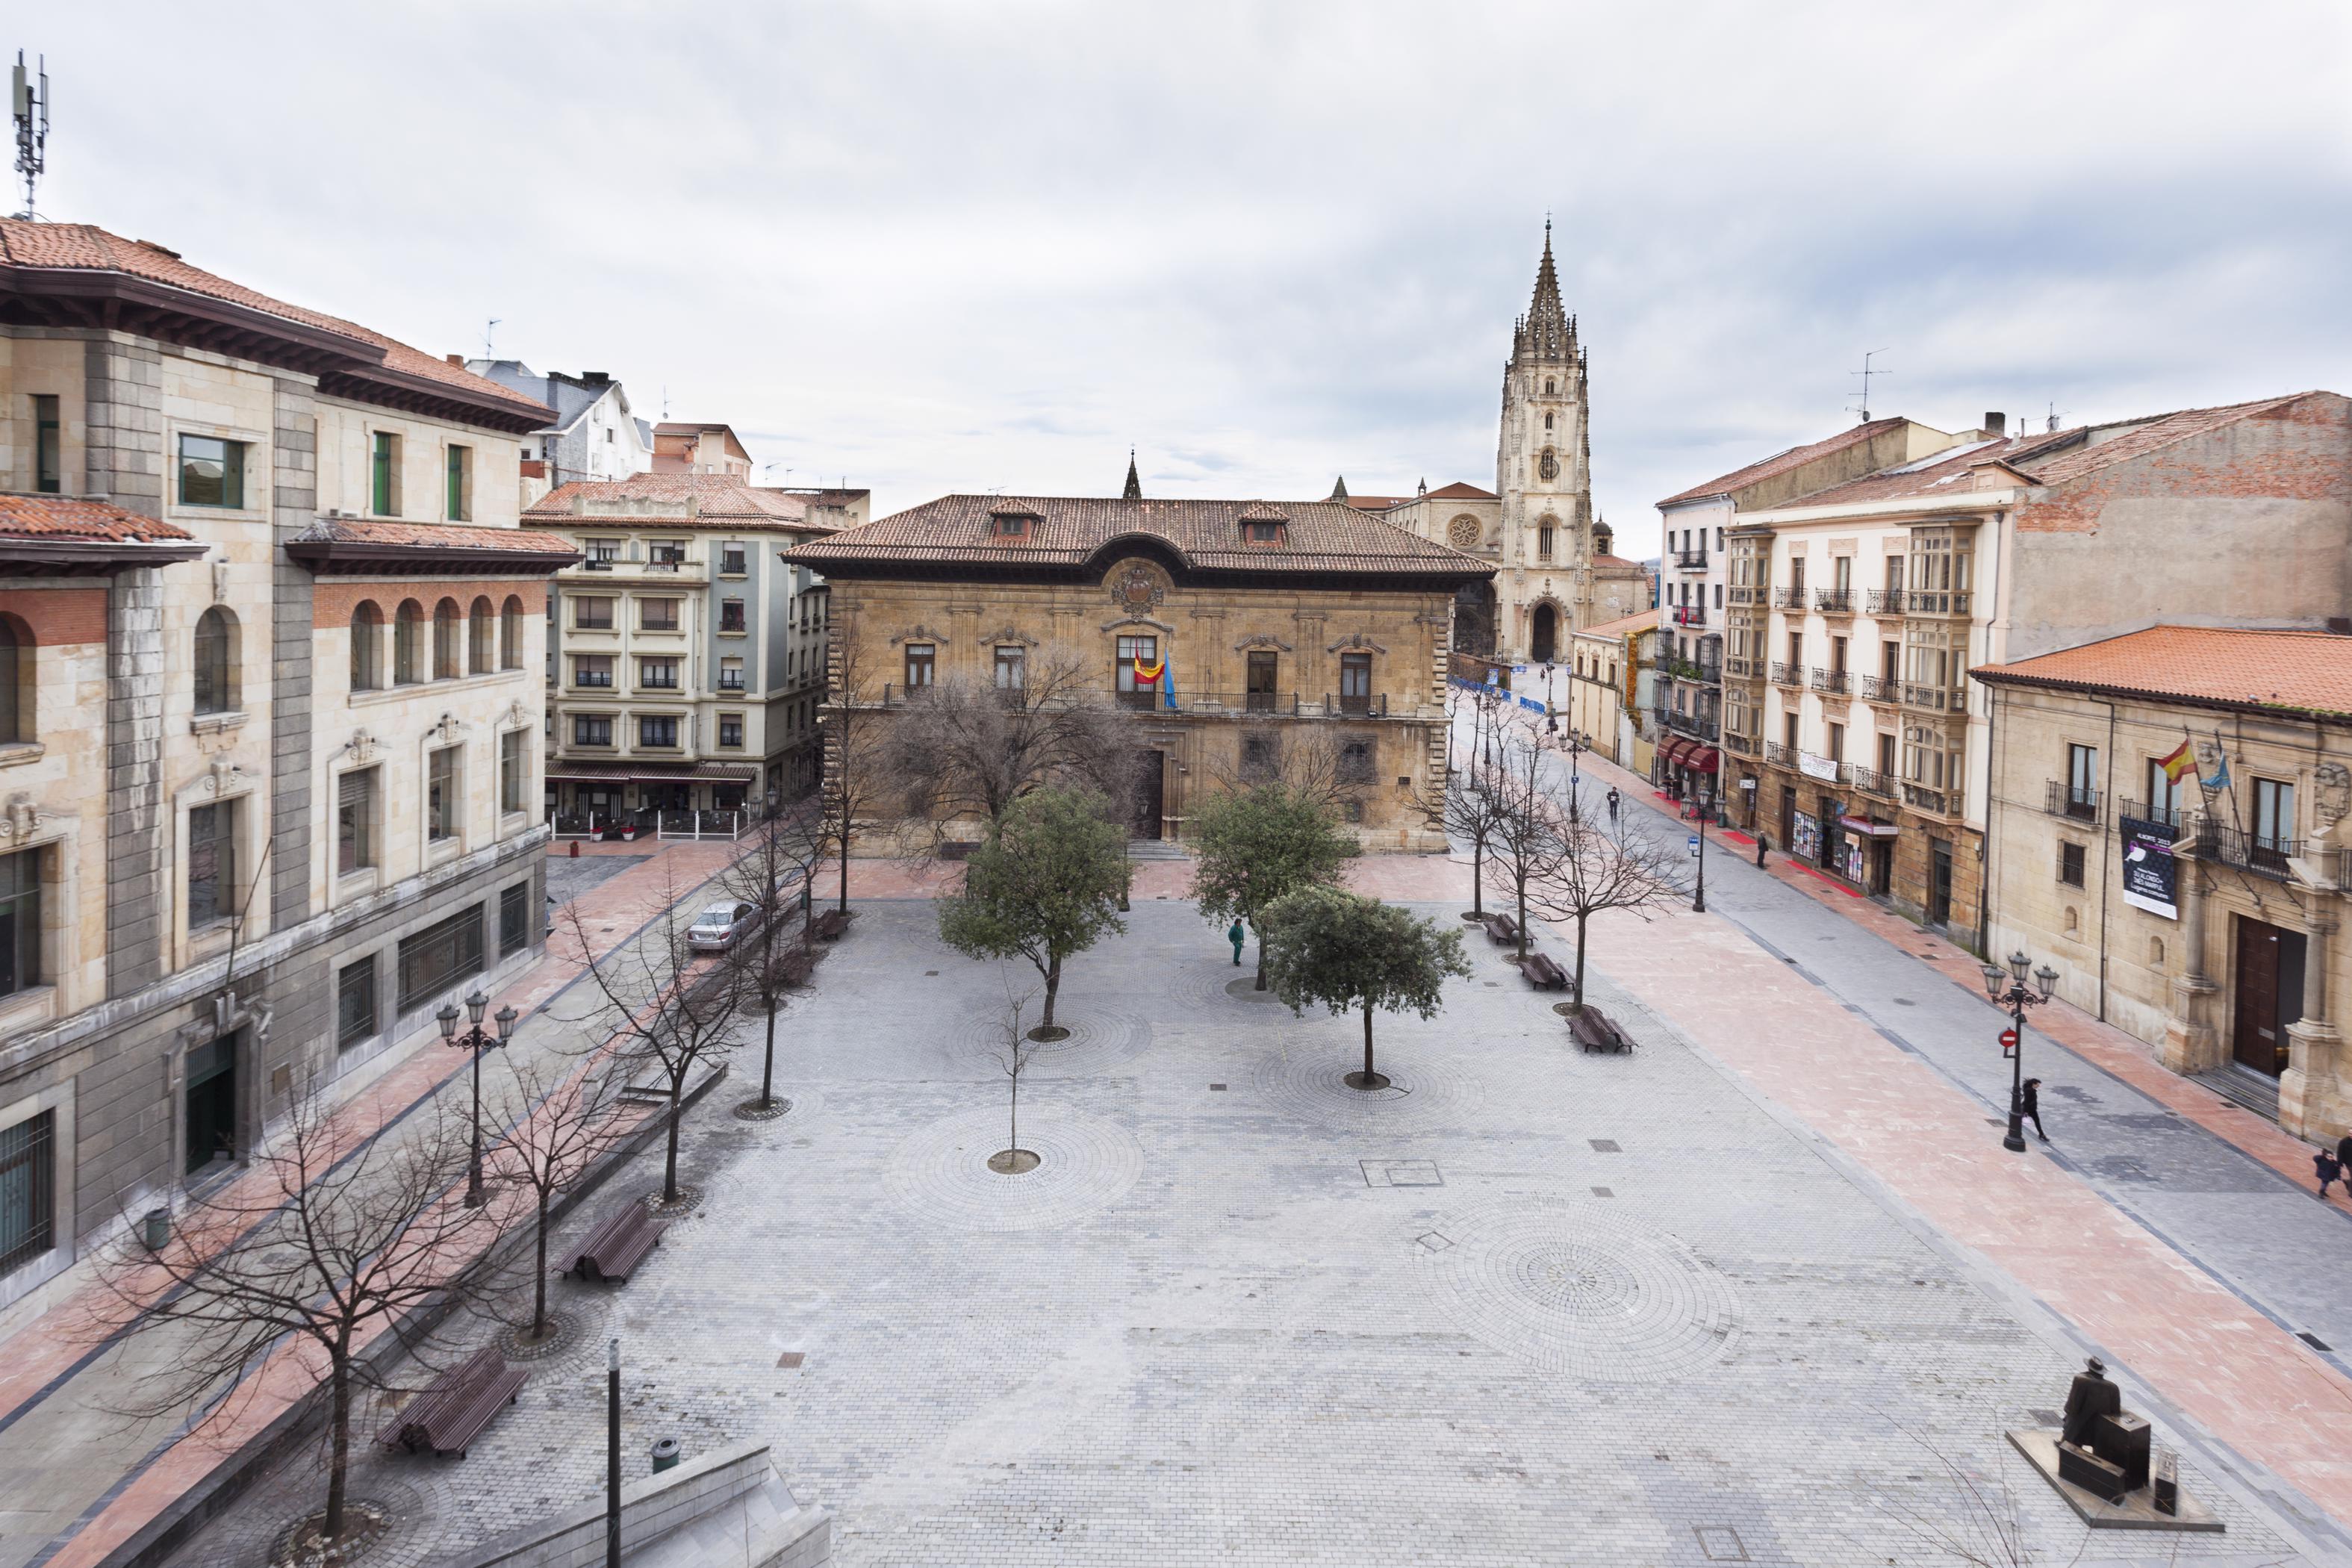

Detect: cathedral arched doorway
1452,582,1499,659
1531,603,1558,665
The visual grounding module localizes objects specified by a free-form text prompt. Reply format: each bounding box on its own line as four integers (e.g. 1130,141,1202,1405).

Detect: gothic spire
1122,448,1141,501
1329,474,1349,502
1513,220,1575,367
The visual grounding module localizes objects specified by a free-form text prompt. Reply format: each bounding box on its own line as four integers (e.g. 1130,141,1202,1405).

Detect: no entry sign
1998,1027,2019,1056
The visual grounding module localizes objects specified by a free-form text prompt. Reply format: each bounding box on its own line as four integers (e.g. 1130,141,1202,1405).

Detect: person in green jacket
1228,919,1247,965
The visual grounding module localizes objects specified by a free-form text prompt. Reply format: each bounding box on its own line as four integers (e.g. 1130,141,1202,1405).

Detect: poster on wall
1792,810,1820,862
1845,842,1867,883
2118,815,2180,920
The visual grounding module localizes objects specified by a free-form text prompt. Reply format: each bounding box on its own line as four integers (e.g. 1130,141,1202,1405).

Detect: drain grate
1588,1138,1621,1153
2300,1331,2334,1352
1416,1231,1454,1252
1590,1186,1614,1198
777,1351,806,1369
1209,1083,1228,1092
1695,1524,1749,1562
1363,1159,1443,1188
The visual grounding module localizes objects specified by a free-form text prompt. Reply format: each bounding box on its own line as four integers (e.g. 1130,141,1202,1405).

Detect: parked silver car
687,900,761,952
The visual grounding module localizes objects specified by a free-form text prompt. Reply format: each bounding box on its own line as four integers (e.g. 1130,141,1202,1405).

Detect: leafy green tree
1260,886,1471,1088
938,787,1128,1031
1189,783,1354,990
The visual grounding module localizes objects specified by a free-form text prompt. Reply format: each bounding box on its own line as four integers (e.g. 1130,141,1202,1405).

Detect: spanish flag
2158,739,2195,783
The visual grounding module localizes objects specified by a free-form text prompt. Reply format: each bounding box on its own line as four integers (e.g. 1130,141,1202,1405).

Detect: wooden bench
379,1347,526,1458
561,1202,668,1284
1481,912,1521,945
809,908,851,942
1570,1007,1634,1054
1520,951,1569,991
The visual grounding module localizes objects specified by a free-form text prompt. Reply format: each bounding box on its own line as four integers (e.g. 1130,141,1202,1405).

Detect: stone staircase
1124,839,1191,862
2192,1063,2281,1122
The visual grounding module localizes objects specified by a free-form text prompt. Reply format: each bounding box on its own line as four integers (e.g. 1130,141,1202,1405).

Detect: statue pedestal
2006,1431,2223,1533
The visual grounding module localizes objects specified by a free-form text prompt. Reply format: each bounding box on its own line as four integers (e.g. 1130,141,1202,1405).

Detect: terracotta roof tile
0,221,551,422
1574,606,1659,639
295,517,579,556
526,473,840,534
1422,481,1498,501
1656,419,1913,508
1972,626,2352,720
0,493,193,543
791,494,1492,579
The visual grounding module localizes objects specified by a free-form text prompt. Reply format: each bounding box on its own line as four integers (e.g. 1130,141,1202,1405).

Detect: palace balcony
1814,588,1855,615
1809,668,1850,695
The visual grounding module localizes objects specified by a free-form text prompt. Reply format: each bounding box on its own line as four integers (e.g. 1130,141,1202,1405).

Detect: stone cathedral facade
1380,226,1652,665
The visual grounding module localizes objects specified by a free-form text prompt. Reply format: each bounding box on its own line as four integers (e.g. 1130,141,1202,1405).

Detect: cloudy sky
30,2,2352,553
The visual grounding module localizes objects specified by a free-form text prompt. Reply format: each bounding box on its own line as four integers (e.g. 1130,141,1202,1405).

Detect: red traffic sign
1998,1027,2019,1054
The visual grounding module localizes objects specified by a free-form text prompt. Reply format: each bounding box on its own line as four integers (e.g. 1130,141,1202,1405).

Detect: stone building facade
529,473,839,816
1567,607,1658,775
1975,627,2352,1142
0,222,572,1314
791,494,1493,852
1710,393,2352,952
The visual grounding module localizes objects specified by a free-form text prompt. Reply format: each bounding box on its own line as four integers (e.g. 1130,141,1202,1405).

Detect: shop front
547,761,762,832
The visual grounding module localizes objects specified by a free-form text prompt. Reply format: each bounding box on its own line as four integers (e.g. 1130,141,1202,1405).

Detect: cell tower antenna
482,317,501,358
1848,349,1889,424
12,51,49,222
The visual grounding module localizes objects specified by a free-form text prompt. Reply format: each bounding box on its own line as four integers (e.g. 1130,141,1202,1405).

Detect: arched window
500,595,524,671
393,600,423,685
468,597,494,675
433,599,460,679
193,606,237,715
0,616,28,743
349,601,382,691
1543,411,1553,430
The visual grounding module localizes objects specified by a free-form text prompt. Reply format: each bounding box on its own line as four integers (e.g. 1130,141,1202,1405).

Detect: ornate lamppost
438,989,518,1207
1691,777,1714,913
1981,951,2059,1153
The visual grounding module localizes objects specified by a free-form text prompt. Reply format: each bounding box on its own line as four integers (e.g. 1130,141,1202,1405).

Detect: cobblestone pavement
181,898,2335,1567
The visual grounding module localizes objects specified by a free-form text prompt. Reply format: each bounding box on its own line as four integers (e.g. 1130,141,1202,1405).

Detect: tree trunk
1041,954,1062,1029
1572,912,1590,1015
324,1340,352,1540
1514,877,1529,962
663,1072,685,1202
1472,832,1486,917
759,977,779,1107
533,1188,551,1337
1254,913,1269,992
1362,1001,1376,1082
1008,1064,1019,1154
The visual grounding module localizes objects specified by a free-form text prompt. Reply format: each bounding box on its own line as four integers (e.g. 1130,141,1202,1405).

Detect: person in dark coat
1228,919,1246,966
2020,1077,2048,1142
1605,787,1620,823
2318,1147,2345,1200
2336,1133,2352,1175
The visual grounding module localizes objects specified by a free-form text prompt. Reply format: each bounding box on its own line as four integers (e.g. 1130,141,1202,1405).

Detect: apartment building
1567,607,1659,772
652,422,753,477
0,222,571,1310
466,361,653,507
1975,628,2351,1141
1725,393,2352,951
529,473,840,818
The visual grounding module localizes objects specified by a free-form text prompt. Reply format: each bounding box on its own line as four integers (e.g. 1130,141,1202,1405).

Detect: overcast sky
29,2,2352,553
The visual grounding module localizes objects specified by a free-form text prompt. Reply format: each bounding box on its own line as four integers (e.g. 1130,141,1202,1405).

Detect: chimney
1983,411,2007,437
582,371,611,385
447,353,464,367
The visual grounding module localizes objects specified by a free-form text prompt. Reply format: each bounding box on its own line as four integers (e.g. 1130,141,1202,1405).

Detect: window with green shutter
371,432,398,515
446,445,470,520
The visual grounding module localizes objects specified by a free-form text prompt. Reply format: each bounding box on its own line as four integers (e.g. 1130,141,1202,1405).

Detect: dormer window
1245,520,1282,544
1238,504,1289,546
987,505,1035,541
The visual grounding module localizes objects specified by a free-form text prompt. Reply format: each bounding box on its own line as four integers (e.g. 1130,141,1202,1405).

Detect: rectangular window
573,715,613,747
995,645,1026,691
585,538,621,563
638,715,680,748
2254,778,2297,863
336,956,376,1049
1784,712,1800,751
1239,733,1278,783
719,599,746,633
2067,743,2098,818
177,434,246,508
1878,732,1897,776
2144,759,2184,825
370,431,399,515
445,444,472,520
2059,841,2086,888
187,801,237,930
0,849,38,998
718,657,744,691
427,747,457,841
1337,735,1375,783
500,881,531,959
721,546,747,576
639,598,679,631
1537,525,1555,559
572,653,614,688
574,597,614,630
1789,556,1805,594
718,713,744,748
649,540,687,566
638,656,679,691
1339,653,1372,714
337,768,379,874
396,904,484,1012
500,729,525,815
1826,722,1844,763
32,395,60,494
904,643,936,689
1246,650,1278,712
0,1110,55,1279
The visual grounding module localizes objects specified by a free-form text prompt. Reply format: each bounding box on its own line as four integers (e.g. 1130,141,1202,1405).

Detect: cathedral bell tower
1495,220,1595,661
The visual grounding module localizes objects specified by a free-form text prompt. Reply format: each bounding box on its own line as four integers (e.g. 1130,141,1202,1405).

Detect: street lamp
1980,951,2060,1154
438,989,519,1207
1692,779,1714,913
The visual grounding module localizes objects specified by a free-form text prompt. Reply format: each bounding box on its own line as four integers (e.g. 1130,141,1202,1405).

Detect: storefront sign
1799,752,1841,783
2118,815,2179,921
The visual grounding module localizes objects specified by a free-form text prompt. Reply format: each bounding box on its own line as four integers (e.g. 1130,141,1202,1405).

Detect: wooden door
2233,917,2305,1075
1132,750,1165,840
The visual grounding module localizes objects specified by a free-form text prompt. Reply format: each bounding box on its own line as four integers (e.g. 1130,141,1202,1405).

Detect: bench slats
561,1202,668,1284
379,1347,526,1457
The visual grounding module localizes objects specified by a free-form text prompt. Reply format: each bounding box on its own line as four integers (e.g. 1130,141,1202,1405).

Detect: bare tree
879,643,1139,841
491,1048,634,1343
983,981,1044,1174
565,874,746,1203
1422,696,1522,918
1204,725,1360,815
715,800,827,1110
818,627,890,916
1528,812,1686,1012
93,1087,505,1551
1868,1423,2094,1568
1482,730,1571,965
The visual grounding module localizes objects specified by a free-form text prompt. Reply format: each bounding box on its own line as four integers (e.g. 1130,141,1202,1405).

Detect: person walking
1755,833,1768,869
1605,787,1620,824
2336,1132,2352,1177
1228,919,1246,966
2318,1145,2344,1200
2020,1077,2049,1142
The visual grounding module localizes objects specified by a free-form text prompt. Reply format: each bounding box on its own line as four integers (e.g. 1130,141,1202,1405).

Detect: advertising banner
2118,815,2179,921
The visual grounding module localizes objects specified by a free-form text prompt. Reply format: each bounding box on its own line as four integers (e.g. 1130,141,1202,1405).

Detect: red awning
1658,737,1689,765
1684,747,1720,772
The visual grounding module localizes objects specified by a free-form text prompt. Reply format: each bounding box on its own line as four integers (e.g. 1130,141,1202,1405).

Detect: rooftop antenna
660,385,669,420
12,51,49,222
1848,349,1889,423
482,317,501,358
2045,399,2065,433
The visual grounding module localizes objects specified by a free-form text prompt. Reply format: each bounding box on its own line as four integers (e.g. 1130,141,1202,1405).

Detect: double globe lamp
436,989,518,1207
1980,951,2060,1154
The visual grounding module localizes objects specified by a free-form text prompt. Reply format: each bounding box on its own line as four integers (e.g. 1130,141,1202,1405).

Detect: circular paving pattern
945,1004,1154,1079
1415,1198,1741,1381
883,1104,1143,1232
1248,1042,1487,1132
494,1301,608,1366
1224,975,1289,1004
733,1094,795,1122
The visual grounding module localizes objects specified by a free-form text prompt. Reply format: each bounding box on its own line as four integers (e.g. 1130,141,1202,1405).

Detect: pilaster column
2161,860,2222,1074
2282,915,2342,1139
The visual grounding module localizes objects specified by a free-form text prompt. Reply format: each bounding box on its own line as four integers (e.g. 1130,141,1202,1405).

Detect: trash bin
142,1208,170,1251
650,1437,680,1473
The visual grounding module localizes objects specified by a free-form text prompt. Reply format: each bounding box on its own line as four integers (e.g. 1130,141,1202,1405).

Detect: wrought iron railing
1810,668,1850,694
1672,604,1709,627
1814,589,1855,615
2046,780,2102,824
1850,766,1894,799
2191,816,2300,878
1773,587,1808,609
1765,741,1796,768
1866,588,1905,616
1860,673,1900,703
1770,662,1804,687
